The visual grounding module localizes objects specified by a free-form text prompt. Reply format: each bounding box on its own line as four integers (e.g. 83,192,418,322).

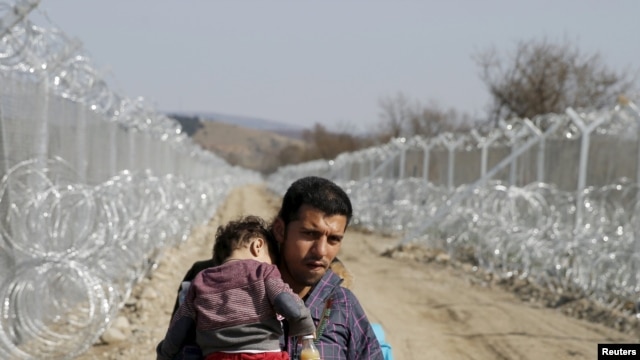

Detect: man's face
275,205,347,295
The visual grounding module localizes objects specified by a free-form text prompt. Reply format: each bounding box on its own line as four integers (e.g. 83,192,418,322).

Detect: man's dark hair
277,176,353,228
212,215,279,265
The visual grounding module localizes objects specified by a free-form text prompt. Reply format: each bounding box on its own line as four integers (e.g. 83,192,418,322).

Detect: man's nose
311,237,328,257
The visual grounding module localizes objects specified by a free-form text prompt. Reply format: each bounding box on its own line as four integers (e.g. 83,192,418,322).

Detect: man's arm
157,284,199,360
264,267,316,336
156,317,196,360
343,287,385,360
306,286,384,360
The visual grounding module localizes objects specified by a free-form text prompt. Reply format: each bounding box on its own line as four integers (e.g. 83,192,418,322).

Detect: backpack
371,323,394,360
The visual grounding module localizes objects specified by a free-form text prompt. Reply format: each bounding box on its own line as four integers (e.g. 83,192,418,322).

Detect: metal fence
269,103,640,229
0,2,261,358
274,106,640,192
268,102,640,319
2,0,639,357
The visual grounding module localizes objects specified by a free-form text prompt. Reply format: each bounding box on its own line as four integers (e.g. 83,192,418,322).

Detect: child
156,215,315,360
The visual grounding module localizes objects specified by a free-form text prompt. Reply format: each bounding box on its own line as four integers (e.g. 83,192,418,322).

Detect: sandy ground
77,184,637,360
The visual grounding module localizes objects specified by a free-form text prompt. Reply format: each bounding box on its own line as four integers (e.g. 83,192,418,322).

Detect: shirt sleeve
302,286,384,360
264,267,316,336
156,276,199,360
344,288,385,360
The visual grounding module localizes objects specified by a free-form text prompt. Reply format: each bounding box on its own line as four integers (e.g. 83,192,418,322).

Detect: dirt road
78,184,636,360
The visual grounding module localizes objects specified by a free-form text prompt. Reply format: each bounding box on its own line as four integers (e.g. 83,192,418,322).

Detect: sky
30,1,640,132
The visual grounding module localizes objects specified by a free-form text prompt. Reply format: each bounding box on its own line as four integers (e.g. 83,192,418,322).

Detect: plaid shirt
283,270,384,360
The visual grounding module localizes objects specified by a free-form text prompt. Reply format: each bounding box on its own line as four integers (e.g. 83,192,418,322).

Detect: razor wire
341,177,640,316
0,152,260,360
0,2,263,359
267,104,640,318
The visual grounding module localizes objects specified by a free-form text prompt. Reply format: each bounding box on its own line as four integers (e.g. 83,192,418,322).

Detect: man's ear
273,217,285,244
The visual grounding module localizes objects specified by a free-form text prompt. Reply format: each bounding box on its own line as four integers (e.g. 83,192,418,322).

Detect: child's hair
212,215,279,266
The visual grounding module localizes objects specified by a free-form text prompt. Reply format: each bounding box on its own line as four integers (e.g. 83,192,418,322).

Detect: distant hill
166,111,306,139
165,112,307,173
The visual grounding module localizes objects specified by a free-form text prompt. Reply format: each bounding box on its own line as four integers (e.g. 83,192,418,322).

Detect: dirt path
342,232,635,359
78,184,636,360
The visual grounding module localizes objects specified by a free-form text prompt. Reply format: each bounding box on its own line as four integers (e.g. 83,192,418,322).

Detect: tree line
273,38,636,171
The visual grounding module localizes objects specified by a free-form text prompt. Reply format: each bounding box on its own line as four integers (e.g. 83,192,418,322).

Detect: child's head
212,215,279,266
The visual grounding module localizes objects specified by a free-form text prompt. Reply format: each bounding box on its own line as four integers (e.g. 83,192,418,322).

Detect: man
158,216,314,360
271,176,383,359
168,176,383,359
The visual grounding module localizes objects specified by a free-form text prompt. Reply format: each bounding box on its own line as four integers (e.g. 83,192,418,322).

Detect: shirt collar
304,269,343,309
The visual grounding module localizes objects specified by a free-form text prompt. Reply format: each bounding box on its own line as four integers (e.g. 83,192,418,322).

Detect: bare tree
272,123,375,170
275,143,306,167
475,38,635,125
377,92,416,139
410,101,466,137
304,123,372,159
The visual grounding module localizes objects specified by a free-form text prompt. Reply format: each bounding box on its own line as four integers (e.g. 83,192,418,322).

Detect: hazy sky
32,1,639,131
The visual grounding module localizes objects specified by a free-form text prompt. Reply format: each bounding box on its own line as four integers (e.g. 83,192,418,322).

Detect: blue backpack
371,323,394,360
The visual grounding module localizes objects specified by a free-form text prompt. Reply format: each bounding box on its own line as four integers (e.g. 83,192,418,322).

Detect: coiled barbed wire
267,103,640,317
340,177,639,315
0,2,267,358
0,157,261,359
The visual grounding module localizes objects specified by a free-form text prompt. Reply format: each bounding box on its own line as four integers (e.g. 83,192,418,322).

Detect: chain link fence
0,2,261,358
268,100,640,322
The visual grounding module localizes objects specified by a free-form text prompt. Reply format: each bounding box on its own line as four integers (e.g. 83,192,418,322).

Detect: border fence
2,0,640,358
268,103,640,323
0,1,261,358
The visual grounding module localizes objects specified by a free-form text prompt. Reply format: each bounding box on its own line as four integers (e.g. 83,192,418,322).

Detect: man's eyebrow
329,234,344,241
299,225,321,232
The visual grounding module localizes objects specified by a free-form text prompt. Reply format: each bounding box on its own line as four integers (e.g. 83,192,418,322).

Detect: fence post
471,129,501,179
363,151,399,181
399,146,406,179
566,108,611,232
523,118,544,183
627,102,640,187
400,116,566,246
501,120,534,186
441,134,464,189
421,143,431,182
